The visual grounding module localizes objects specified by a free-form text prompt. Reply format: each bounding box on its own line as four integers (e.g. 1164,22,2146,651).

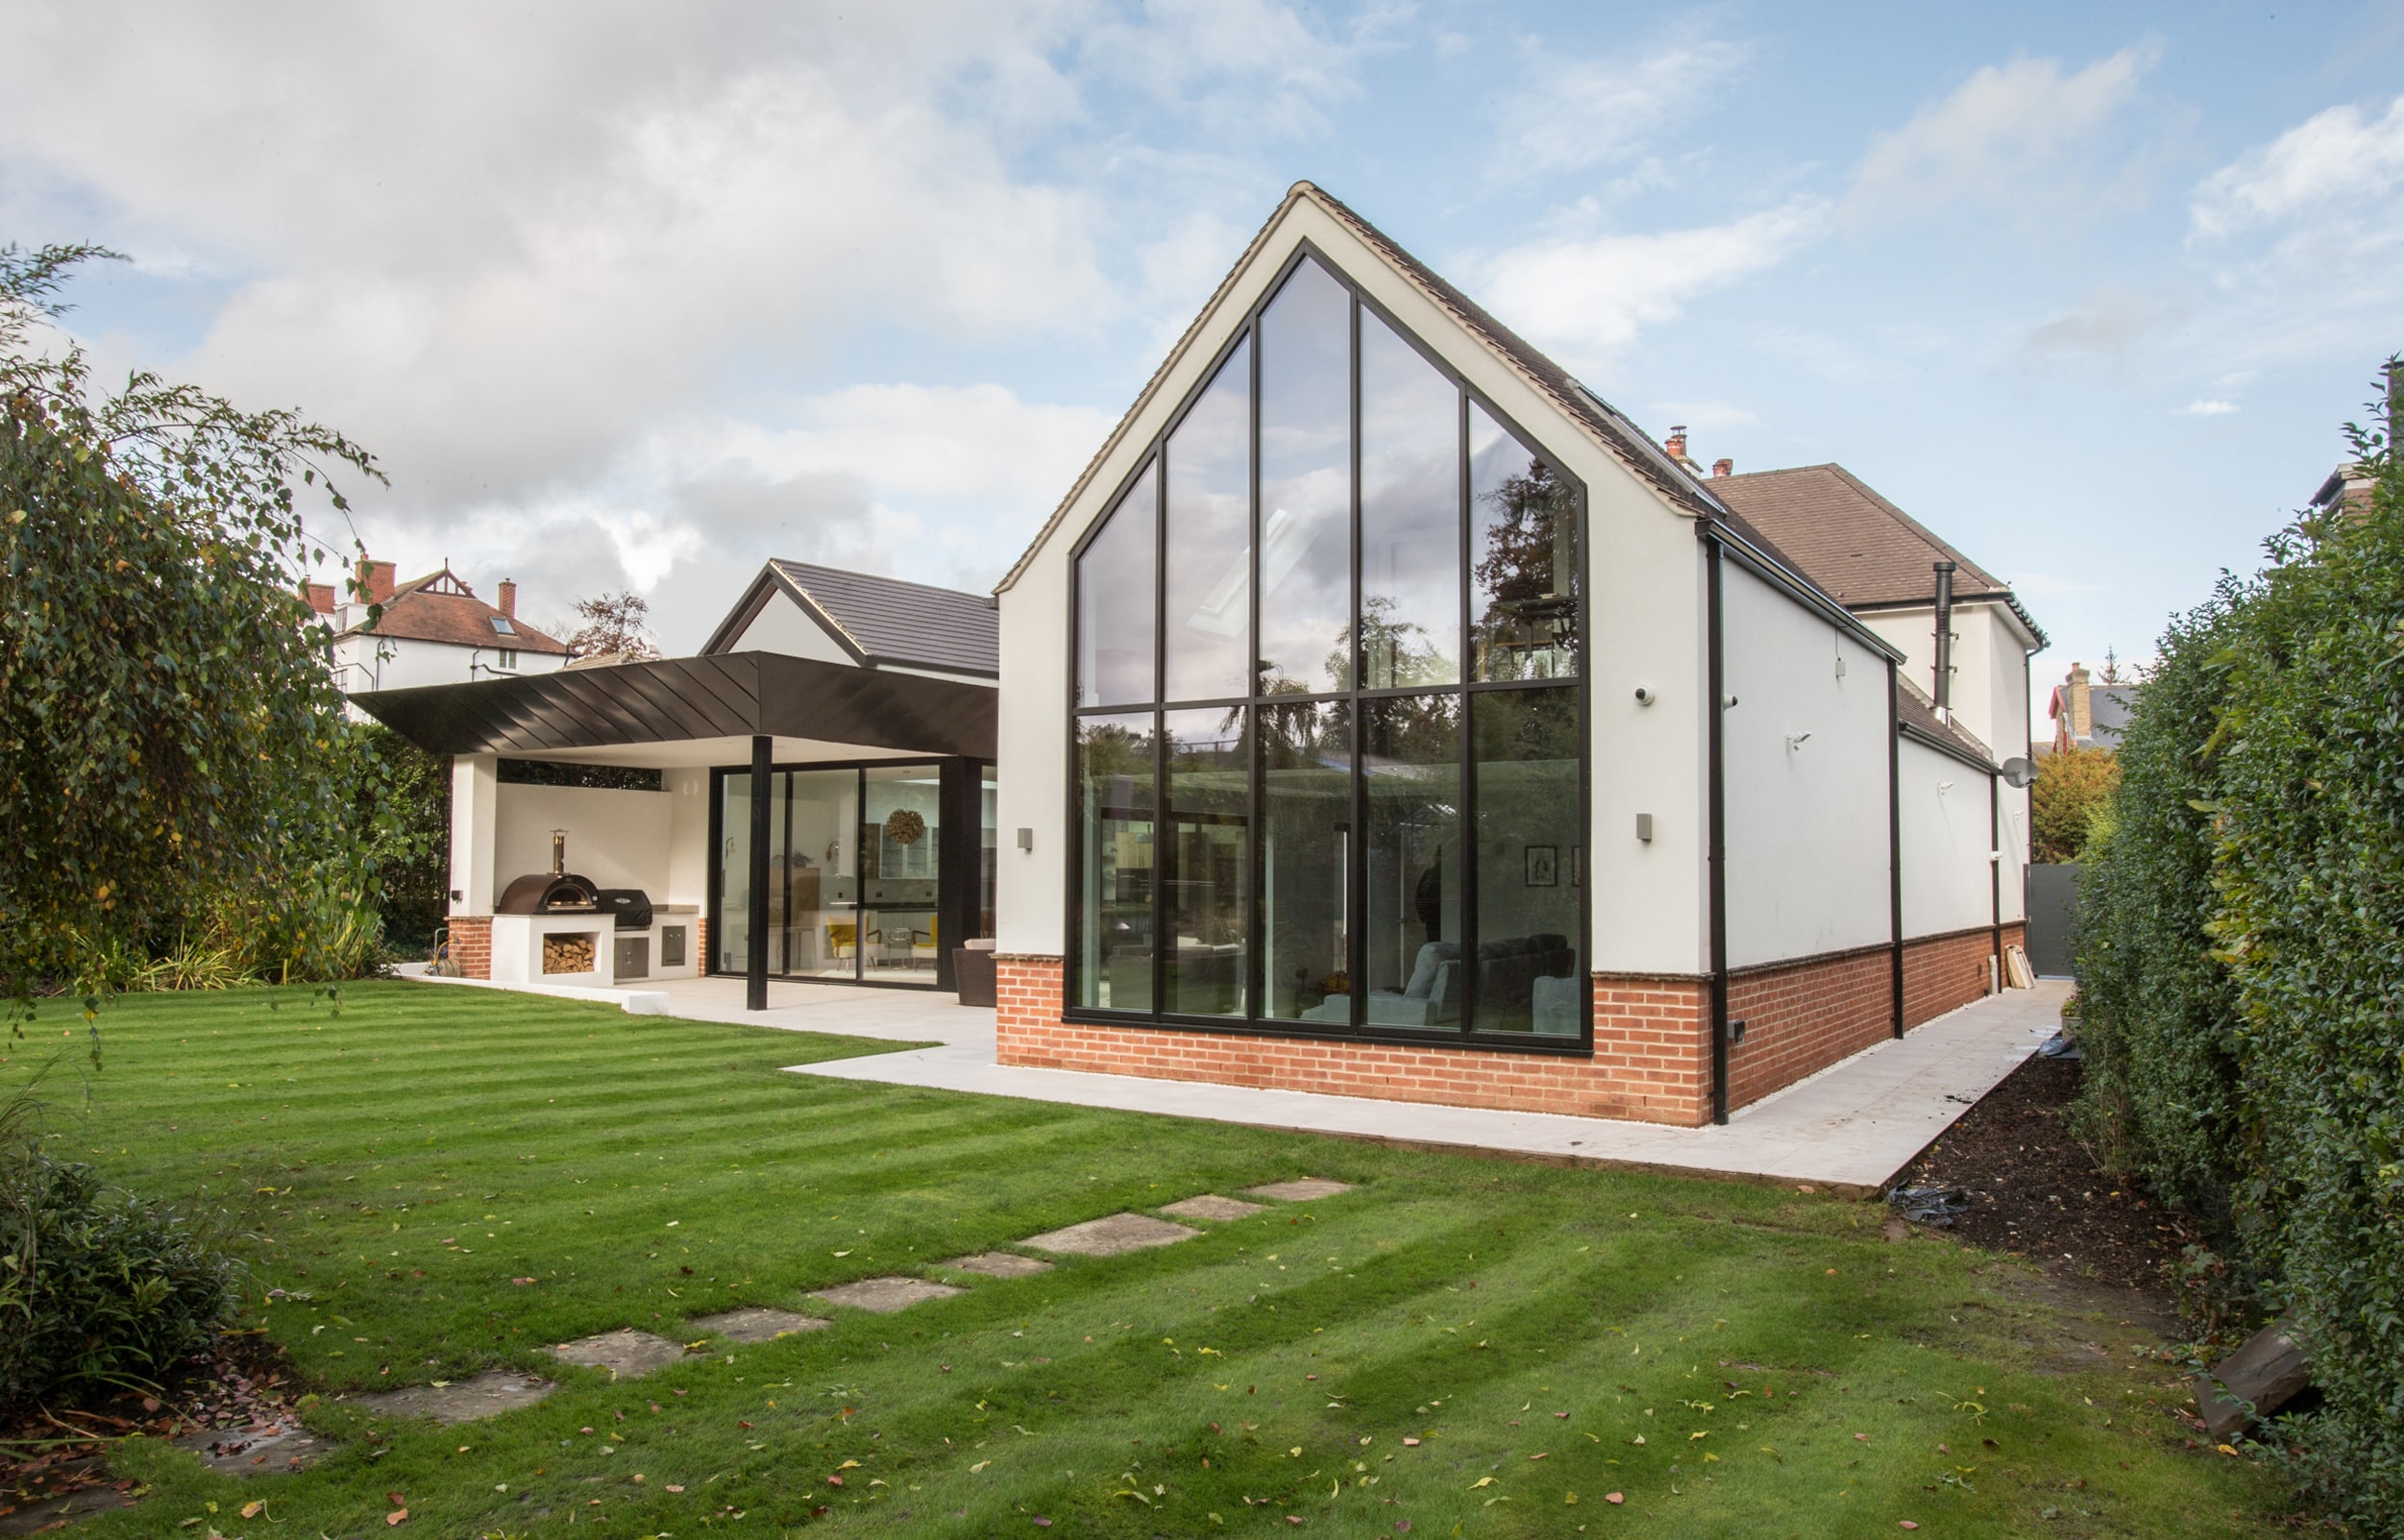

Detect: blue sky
10,1,2402,725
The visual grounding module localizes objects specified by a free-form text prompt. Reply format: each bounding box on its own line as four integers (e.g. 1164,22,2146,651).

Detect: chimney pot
498,579,517,620
1664,426,1688,461
1710,456,1732,477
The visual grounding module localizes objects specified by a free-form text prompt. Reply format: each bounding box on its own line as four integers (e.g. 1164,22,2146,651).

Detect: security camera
1633,685,1656,706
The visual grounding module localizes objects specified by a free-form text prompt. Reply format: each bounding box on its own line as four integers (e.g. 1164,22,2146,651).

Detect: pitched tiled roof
993,182,1848,625
338,571,566,653
1895,673,1999,770
1706,462,2041,629
708,562,998,676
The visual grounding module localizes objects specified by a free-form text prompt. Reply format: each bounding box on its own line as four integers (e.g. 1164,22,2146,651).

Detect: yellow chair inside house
826,922,858,961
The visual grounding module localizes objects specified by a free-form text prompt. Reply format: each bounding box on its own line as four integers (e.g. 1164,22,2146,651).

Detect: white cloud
2023,287,2188,366
1848,44,2157,224
2180,94,2404,364
2176,399,2239,416
2191,95,2404,238
1494,24,1748,178
1470,200,1828,364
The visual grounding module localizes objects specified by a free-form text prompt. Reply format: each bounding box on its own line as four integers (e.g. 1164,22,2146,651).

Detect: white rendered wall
1898,736,1995,939
494,784,673,896
995,545,1071,955
335,634,564,696
993,194,1710,975
1718,561,1894,968
726,592,854,665
663,768,711,909
449,754,499,916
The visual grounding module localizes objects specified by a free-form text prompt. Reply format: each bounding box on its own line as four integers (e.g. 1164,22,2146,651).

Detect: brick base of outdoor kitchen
994,923,2024,1129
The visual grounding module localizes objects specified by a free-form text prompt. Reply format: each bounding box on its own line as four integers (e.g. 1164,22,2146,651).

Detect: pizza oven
497,830,601,916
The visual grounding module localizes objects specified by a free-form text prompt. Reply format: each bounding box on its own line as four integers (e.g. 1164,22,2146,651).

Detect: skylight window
490,615,515,634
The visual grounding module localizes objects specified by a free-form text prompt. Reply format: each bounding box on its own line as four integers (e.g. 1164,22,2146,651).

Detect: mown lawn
3,982,2281,1538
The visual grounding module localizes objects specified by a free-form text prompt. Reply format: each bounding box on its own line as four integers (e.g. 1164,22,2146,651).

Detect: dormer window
491,615,516,635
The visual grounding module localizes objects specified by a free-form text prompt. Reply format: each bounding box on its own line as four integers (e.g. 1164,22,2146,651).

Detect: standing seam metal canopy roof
354,651,996,760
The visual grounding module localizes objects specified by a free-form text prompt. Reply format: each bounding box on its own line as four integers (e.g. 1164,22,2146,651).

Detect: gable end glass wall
1067,245,1590,1050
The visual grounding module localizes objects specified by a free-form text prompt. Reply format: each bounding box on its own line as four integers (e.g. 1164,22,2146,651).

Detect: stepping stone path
1242,1178,1356,1202
686,1307,830,1343
939,1252,1054,1279
814,1277,965,1313
1022,1212,1201,1257
171,1421,335,1475
551,1329,688,1379
1160,1194,1265,1221
347,1370,556,1424
0,1459,138,1535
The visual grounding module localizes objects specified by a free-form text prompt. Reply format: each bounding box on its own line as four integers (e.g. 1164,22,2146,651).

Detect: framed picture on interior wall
1525,844,1558,888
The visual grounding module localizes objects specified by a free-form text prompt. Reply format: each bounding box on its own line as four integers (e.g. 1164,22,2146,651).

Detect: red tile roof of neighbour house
1708,464,2046,645
336,567,567,654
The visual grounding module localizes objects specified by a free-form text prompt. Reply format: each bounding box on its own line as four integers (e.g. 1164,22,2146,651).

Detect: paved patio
406,967,2067,1195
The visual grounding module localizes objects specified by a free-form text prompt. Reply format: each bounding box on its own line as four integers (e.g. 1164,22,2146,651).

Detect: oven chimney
1932,561,1957,721
551,828,567,878
498,578,517,619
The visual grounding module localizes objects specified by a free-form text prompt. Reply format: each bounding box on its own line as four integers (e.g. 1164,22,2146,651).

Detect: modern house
356,563,999,1003
986,183,2038,1128
307,559,568,695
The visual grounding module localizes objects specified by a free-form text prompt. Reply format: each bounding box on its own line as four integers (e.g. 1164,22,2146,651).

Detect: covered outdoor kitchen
357,647,998,1008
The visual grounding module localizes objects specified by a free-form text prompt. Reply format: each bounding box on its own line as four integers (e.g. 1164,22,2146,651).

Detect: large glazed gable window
1067,245,1589,1049
1076,461,1157,708
1163,340,1253,703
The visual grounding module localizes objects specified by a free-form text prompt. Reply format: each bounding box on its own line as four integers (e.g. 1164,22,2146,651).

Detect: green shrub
0,1087,241,1407
2075,366,2404,1531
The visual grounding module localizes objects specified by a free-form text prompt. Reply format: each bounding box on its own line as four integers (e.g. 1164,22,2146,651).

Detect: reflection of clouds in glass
1165,339,1253,697
1361,309,1460,689
1076,460,1157,707
1257,257,1353,694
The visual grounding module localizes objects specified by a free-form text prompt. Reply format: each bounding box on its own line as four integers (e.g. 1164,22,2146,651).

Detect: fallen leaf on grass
666,1485,685,1494
239,1503,264,1519
1467,1477,1493,1490
1606,1492,1624,1504
386,1513,407,1528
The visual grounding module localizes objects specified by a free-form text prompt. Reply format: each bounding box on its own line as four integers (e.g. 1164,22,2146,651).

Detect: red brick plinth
447,915,492,980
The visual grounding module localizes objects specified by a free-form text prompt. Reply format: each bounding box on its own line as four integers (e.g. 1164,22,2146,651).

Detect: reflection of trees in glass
1474,458,1580,678
1324,595,1451,694
1078,721,1154,783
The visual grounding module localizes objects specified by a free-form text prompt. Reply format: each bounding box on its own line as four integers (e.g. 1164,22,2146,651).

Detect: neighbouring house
356,562,998,1000
987,182,2043,1129
2046,662,2141,755
306,558,569,697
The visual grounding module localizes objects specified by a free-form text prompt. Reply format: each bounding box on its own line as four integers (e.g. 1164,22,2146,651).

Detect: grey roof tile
773,562,999,676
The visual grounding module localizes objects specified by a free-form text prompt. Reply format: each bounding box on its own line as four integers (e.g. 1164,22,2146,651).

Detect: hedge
2075,369,2404,1532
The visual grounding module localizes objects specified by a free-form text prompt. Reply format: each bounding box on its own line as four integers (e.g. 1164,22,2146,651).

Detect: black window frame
706,754,985,993
1062,240,1594,1055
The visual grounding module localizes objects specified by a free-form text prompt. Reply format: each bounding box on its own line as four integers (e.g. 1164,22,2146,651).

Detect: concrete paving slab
686,1308,830,1343
346,1370,555,1423
937,1251,1054,1279
1161,1194,1268,1220
1023,1212,1202,1257
171,1421,334,1475
0,1459,139,1534
1241,1179,1355,1203
814,1276,965,1313
551,1329,688,1379
425,958,2067,1193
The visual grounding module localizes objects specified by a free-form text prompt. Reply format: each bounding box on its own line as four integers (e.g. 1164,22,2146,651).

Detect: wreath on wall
883,808,927,846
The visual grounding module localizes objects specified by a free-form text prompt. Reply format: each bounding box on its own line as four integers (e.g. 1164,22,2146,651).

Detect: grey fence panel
2026,863,2079,978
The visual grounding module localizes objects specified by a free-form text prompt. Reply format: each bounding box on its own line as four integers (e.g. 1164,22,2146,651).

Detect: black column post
747,734,772,1011
1705,534,1730,1127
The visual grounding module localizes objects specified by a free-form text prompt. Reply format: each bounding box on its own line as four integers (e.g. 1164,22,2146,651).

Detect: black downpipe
1705,536,1729,1125
1931,560,1956,717
1989,770,2003,993
1888,655,1904,1038
747,733,772,1011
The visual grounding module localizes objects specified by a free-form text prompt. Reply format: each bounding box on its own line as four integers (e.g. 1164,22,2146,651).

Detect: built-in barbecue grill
497,830,602,917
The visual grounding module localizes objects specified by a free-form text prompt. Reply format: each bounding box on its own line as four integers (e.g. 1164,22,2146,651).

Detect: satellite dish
2000,756,2036,790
